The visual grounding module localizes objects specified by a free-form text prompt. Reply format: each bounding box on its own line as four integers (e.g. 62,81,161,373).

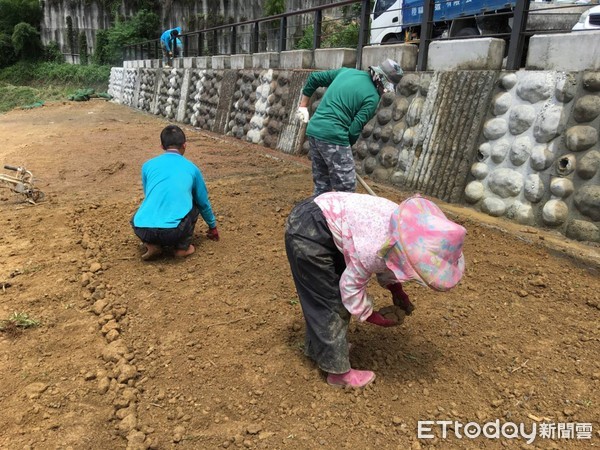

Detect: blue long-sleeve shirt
160,27,182,52
133,152,216,229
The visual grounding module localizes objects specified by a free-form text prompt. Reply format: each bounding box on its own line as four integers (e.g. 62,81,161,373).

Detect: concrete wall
108,36,600,243
40,0,337,58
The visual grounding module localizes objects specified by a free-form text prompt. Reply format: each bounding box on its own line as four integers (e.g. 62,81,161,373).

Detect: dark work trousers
132,205,200,250
284,197,351,374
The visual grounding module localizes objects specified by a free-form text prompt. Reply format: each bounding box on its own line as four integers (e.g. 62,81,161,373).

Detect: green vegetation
94,9,160,65
0,311,40,332
0,62,111,112
295,19,361,50
78,31,88,65
0,0,42,67
0,61,110,85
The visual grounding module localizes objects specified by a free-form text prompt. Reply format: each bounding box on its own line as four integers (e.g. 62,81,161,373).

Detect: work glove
366,310,397,327
295,107,309,124
388,283,415,315
206,227,220,241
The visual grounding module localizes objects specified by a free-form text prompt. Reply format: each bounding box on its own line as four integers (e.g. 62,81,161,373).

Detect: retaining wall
109,44,600,243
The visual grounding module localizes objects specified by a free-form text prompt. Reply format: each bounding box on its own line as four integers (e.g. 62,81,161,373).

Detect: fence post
252,22,259,53
417,0,435,71
198,33,203,56
506,0,528,70
279,16,287,52
212,29,218,55
231,25,237,54
313,9,322,50
356,0,371,70
183,35,188,57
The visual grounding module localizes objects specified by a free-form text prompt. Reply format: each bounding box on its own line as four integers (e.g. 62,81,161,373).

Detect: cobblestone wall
466,71,600,242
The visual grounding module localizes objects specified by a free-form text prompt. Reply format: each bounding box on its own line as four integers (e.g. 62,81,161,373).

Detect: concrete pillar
427,38,505,71
360,44,418,71
183,57,196,69
196,57,212,69
526,31,600,71
252,52,280,69
231,54,253,69
313,49,356,69
212,55,231,69
280,50,313,69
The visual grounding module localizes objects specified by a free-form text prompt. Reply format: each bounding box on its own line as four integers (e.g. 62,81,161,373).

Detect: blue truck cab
370,0,517,44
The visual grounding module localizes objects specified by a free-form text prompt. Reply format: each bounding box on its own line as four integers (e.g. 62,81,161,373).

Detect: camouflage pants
309,137,356,196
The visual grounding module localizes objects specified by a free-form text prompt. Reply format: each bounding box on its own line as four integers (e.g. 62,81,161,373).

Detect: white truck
370,0,516,44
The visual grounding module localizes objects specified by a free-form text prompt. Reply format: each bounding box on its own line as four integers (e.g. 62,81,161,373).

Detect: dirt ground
0,101,599,450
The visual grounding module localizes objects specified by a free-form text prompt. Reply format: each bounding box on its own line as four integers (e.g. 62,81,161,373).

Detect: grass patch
0,61,111,113
0,311,40,336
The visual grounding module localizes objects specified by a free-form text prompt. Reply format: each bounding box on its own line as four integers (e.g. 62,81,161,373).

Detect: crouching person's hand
207,227,220,241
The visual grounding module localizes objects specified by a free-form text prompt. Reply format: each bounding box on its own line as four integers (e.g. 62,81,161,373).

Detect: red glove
388,283,415,315
366,311,397,327
206,227,219,241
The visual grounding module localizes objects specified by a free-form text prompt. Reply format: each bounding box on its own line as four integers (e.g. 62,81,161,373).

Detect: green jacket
303,68,380,147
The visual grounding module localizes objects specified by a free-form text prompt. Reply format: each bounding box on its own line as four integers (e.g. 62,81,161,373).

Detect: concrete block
143,60,151,68
196,56,212,69
314,48,356,69
427,38,505,71
230,54,252,69
280,50,313,69
182,57,196,69
212,55,230,69
360,44,418,71
151,59,160,69
252,52,280,69
526,31,600,71
173,58,184,69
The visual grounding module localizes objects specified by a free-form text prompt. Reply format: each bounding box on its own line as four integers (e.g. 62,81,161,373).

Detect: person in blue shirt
131,125,219,260
160,26,182,68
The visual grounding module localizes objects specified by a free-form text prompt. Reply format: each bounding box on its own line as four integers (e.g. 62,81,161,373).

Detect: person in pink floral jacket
284,192,466,388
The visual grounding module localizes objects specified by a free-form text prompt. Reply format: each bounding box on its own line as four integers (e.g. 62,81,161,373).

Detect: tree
79,31,88,64
0,31,16,67
11,21,41,59
0,0,42,35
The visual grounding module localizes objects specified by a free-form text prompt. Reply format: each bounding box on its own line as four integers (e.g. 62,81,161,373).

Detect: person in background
160,26,182,68
131,125,219,261
295,59,403,195
285,192,466,388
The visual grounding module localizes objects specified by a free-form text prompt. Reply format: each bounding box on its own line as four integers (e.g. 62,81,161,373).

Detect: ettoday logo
417,420,593,444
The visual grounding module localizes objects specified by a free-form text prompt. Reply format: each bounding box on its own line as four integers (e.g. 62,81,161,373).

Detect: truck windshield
373,0,398,20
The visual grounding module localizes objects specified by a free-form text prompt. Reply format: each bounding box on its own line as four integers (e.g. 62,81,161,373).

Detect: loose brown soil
0,101,599,450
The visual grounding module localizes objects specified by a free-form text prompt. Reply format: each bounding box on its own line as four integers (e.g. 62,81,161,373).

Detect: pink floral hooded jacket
314,192,421,321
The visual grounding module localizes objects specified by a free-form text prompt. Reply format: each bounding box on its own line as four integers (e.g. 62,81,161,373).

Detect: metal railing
124,0,594,70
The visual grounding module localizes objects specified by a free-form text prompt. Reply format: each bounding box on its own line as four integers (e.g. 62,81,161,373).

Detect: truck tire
382,34,402,44
455,27,480,37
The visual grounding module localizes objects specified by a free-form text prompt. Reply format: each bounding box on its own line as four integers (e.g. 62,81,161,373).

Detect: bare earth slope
0,101,598,449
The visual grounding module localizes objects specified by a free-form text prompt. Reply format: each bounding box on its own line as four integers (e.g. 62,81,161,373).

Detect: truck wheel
455,27,480,37
382,35,402,44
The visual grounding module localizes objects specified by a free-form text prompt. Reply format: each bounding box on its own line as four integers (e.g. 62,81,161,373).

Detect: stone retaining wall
108,65,600,243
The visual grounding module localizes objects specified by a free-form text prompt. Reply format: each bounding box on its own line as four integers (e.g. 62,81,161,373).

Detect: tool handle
4,165,19,171
356,174,377,197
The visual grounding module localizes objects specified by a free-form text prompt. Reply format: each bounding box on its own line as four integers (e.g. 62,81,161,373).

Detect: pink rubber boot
327,369,375,388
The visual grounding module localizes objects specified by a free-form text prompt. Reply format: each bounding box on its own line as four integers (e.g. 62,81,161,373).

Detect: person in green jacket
296,59,403,195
